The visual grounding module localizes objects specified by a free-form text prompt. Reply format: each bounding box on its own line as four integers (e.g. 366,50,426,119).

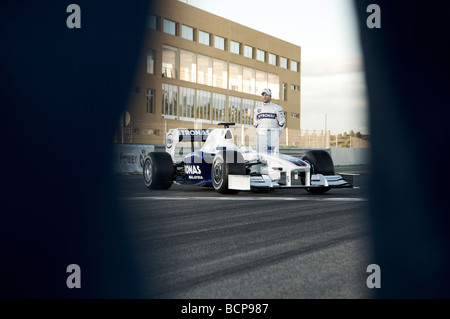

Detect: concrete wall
328,147,370,166
281,147,370,166
112,144,155,173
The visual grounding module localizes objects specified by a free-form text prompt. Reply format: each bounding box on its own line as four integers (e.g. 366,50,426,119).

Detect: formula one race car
143,123,357,194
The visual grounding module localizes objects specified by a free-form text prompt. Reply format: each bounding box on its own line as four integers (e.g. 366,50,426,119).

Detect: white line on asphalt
121,196,368,202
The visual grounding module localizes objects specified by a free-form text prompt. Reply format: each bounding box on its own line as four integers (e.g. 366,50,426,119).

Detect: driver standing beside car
253,88,285,155
253,88,285,136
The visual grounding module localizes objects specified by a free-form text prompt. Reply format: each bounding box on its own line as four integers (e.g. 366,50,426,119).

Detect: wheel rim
144,158,153,184
212,159,223,187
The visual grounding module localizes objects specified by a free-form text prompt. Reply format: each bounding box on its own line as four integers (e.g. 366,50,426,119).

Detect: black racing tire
143,152,174,190
302,150,335,194
212,150,246,194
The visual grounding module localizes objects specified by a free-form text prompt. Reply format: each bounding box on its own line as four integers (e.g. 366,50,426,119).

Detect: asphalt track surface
115,166,375,299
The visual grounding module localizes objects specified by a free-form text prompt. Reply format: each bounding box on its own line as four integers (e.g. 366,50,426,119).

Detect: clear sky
180,0,369,135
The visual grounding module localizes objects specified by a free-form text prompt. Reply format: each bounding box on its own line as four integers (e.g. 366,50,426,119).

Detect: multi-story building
116,0,301,147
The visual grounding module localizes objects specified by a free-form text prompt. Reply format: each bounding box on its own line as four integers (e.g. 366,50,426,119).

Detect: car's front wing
228,173,358,190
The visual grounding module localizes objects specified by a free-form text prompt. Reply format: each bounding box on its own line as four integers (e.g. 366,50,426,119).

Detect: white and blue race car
143,123,357,194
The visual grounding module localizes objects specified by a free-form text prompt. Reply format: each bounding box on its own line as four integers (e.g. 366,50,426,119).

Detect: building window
291,113,300,119
181,25,194,41
214,35,225,50
291,84,300,91
213,93,226,123
230,40,240,55
256,49,265,62
147,49,155,74
228,96,241,124
147,14,159,30
198,30,210,46
162,83,178,117
242,98,254,126
229,64,242,92
280,57,288,69
196,90,211,121
282,82,287,101
290,60,299,72
268,74,280,100
197,55,213,86
255,70,267,96
179,86,195,120
244,45,253,59
243,67,255,95
130,86,140,93
162,46,178,78
213,59,227,89
146,89,155,113
163,19,177,36
268,53,277,66
180,50,196,82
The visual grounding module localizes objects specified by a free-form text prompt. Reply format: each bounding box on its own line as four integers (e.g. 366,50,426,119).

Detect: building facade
116,0,301,146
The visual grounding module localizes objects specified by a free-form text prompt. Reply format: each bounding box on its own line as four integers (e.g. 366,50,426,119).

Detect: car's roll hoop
217,122,235,129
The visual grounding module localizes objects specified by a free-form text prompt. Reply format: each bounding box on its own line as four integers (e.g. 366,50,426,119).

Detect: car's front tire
302,150,335,194
143,152,174,190
212,150,246,194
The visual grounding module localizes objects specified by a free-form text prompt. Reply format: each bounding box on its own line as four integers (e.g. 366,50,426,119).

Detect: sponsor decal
257,113,277,120
185,164,202,175
178,129,212,142
289,159,307,167
179,129,211,136
188,175,203,180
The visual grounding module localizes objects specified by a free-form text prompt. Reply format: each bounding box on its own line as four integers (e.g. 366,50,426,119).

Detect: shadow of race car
143,123,357,194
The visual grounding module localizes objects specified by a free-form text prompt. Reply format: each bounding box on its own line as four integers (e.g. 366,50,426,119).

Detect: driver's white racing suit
253,101,286,156
253,101,286,136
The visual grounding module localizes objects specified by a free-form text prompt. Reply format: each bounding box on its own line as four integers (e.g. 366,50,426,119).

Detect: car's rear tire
143,152,174,190
302,150,334,194
212,150,246,194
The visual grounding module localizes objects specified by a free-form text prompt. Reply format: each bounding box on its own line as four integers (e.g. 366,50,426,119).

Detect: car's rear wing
165,128,212,162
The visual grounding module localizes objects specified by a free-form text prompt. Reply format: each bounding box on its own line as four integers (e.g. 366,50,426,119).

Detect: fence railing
116,122,370,149
298,130,369,148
